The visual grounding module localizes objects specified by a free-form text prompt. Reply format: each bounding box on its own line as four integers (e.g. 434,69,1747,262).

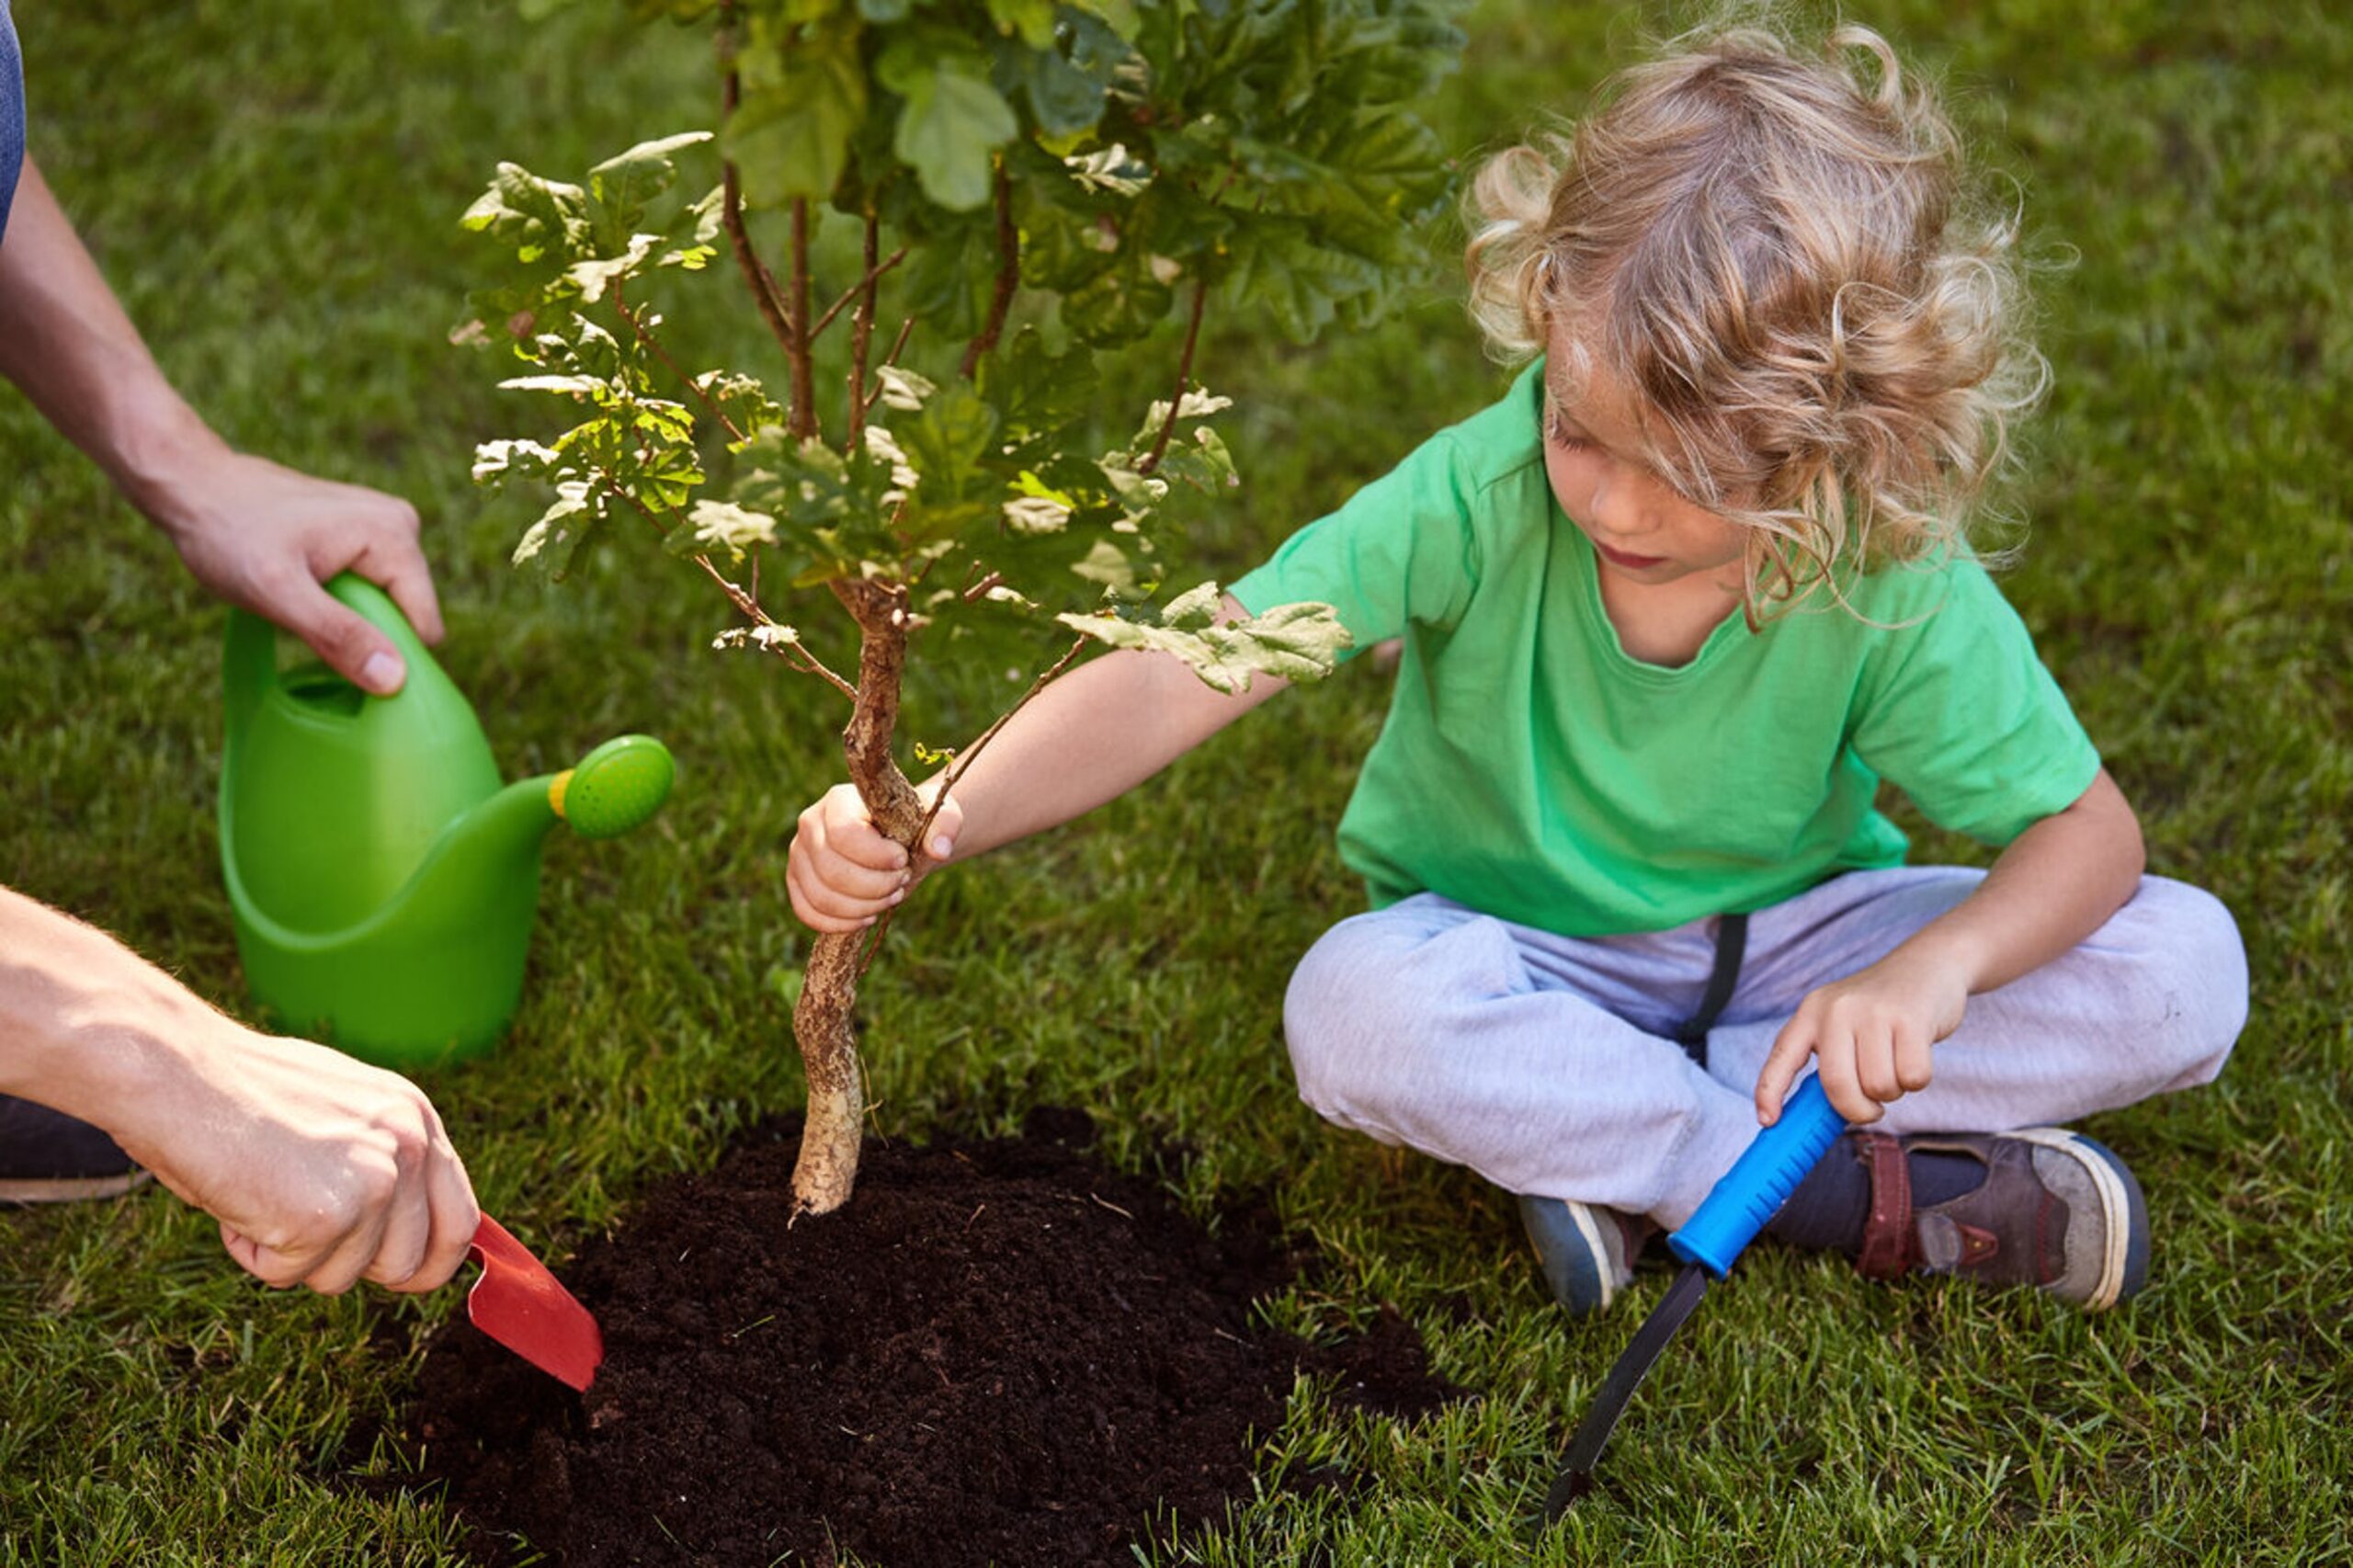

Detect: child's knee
2120,878,2248,1090
1281,907,1514,1122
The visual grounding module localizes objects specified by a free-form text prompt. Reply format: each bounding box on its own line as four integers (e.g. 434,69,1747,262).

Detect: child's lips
1596,540,1668,570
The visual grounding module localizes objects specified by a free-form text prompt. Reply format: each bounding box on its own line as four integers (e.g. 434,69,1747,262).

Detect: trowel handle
1667,1075,1847,1279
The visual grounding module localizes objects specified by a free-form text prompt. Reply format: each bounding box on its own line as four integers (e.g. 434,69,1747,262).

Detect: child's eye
1546,406,1590,451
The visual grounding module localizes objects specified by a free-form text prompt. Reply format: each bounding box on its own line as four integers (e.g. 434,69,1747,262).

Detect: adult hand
108,1019,480,1295
151,448,444,696
787,780,962,933
1752,947,1969,1127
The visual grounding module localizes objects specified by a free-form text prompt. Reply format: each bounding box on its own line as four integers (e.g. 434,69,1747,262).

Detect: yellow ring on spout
548,768,575,820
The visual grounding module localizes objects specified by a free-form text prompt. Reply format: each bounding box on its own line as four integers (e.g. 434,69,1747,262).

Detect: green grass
4,1,2348,1562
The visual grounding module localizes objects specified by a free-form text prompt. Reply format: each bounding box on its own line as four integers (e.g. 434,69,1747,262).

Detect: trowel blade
1543,1262,1711,1520
466,1214,604,1392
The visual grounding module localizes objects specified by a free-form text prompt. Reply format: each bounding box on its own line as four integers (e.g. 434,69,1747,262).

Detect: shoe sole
2007,1128,2142,1311
0,1169,152,1206
1518,1195,1620,1314
1566,1200,1619,1312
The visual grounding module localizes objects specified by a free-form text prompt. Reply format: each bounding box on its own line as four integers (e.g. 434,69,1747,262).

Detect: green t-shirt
1229,363,2101,937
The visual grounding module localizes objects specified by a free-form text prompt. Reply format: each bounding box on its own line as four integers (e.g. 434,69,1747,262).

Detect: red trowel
466,1214,604,1391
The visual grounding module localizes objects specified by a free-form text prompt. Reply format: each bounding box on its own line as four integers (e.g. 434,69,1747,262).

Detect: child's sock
1765,1134,1983,1256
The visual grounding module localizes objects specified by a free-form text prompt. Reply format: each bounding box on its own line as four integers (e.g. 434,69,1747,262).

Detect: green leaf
669,499,779,563
1067,540,1145,597
724,26,866,205
564,232,660,305
1062,258,1172,346
1217,218,1382,344
1002,39,1109,136
513,482,602,578
1063,0,1139,40
899,381,1000,501
585,131,713,236
499,372,614,402
472,438,563,489
1153,424,1241,496
984,0,1055,49
885,51,1018,210
983,326,1101,435
461,163,592,260
1056,589,1350,692
695,369,786,437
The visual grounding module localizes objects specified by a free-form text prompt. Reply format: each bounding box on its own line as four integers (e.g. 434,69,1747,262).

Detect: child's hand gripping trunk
1543,1074,1847,1521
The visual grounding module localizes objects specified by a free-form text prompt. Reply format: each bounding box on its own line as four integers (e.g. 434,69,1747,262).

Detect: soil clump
409,1111,1458,1566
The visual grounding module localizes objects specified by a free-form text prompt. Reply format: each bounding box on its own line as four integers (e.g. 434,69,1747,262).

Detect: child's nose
1591,473,1647,538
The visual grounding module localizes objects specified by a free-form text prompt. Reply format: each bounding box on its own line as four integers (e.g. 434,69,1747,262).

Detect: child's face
1540,333,1748,591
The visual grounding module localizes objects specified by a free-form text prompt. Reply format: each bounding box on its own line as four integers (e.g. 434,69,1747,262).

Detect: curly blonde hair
1464,17,2047,616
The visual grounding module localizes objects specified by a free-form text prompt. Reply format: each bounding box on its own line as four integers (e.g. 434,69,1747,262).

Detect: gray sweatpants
1283,868,2247,1227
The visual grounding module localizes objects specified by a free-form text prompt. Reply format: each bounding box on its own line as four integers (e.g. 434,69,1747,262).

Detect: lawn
3,1,2347,1563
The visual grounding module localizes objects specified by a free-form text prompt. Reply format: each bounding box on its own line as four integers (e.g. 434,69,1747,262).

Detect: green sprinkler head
550,734,676,840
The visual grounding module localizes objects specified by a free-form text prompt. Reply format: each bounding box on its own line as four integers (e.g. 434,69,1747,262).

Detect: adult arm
788,596,1290,932
0,885,479,1294
0,155,441,691
1753,767,2146,1125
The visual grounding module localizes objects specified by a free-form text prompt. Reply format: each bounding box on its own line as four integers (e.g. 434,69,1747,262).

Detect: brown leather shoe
1851,1128,2150,1312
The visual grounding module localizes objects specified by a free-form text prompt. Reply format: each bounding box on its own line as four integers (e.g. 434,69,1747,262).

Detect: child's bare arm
1754,767,2146,1125
788,596,1290,932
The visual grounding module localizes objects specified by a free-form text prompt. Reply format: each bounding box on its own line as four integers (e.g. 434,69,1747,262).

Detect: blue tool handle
1667,1075,1847,1278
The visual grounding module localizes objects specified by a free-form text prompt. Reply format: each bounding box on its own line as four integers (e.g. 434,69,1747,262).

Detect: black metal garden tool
1542,1074,1847,1520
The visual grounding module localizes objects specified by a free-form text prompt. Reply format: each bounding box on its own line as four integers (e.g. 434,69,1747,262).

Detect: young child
788,20,2246,1316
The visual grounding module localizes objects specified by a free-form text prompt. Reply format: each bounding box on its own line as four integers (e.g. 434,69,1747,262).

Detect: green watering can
220,574,674,1068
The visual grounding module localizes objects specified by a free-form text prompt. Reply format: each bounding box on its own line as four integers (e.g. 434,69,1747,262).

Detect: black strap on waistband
1673,912,1749,1068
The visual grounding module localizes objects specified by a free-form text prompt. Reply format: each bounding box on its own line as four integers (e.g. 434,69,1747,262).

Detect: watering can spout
382,733,676,962
220,575,675,1067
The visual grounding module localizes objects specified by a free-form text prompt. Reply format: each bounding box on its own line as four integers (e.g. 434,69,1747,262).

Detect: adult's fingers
301,1195,394,1297
395,1128,482,1295
265,571,408,696
221,1221,313,1290
361,1176,437,1292
358,511,445,646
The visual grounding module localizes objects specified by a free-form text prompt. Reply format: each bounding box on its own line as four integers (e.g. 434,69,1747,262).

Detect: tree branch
863,316,918,414
958,161,1019,380
611,282,746,445
718,44,800,370
787,199,818,439
1138,278,1209,476
847,217,882,445
813,240,907,340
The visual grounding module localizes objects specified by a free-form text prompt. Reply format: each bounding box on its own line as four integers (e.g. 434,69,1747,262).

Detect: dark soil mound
410,1111,1459,1567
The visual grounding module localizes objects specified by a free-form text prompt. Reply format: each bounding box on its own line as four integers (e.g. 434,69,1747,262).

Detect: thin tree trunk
789,578,924,1216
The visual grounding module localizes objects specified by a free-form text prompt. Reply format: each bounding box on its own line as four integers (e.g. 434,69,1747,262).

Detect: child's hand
1753,949,1971,1126
787,782,963,934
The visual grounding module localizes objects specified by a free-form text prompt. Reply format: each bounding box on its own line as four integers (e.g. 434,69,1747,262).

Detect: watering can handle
223,574,432,739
